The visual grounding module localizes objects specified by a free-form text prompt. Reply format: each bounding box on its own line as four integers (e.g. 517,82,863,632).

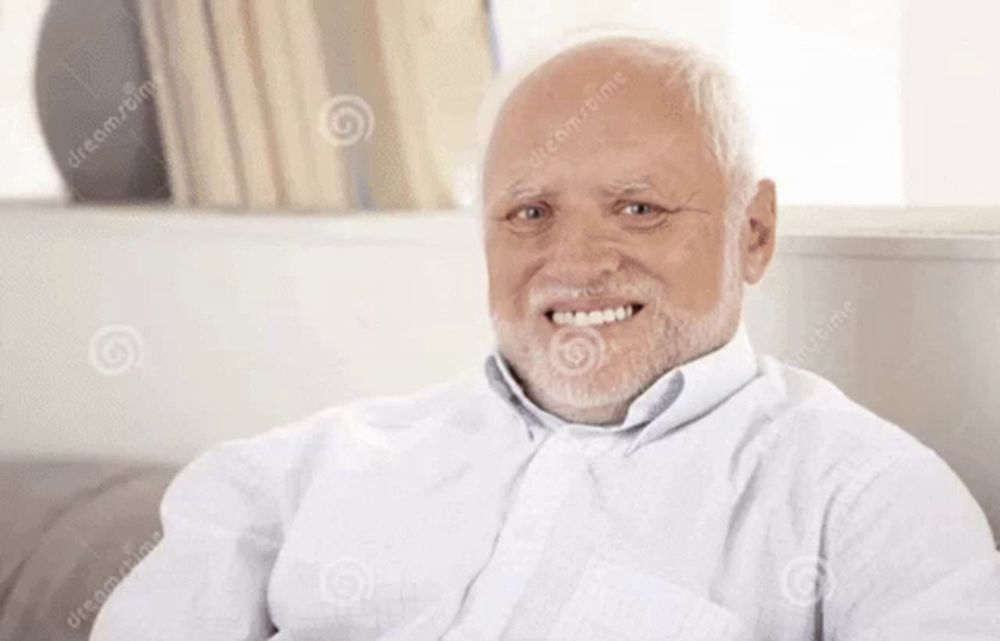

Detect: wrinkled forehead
481,41,719,202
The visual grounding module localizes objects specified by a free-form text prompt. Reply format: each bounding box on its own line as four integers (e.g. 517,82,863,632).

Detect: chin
493,292,740,421
499,323,660,416
546,365,647,414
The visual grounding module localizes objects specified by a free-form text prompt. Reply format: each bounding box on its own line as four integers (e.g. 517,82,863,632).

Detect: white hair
473,26,759,223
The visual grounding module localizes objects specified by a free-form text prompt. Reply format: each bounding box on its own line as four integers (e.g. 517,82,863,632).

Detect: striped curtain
137,0,495,211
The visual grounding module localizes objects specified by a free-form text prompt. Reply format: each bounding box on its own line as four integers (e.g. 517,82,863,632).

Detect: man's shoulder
233,367,499,455
335,369,498,427
172,369,500,501
758,355,935,484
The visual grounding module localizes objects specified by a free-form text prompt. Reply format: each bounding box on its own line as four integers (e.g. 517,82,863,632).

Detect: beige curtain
137,0,494,211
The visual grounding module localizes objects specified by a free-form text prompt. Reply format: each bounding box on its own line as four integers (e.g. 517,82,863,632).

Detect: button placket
442,432,589,640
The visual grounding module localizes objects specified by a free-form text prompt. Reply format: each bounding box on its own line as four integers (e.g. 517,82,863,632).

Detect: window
0,0,63,200
491,0,1000,207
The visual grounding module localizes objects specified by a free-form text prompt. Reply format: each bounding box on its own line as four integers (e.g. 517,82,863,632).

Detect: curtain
137,0,494,211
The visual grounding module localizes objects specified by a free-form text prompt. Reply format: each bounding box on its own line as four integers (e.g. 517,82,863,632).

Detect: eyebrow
601,176,710,213
494,173,700,209
501,178,549,201
599,175,660,198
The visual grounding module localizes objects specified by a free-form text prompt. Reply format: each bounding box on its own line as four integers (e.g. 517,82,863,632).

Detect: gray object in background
0,460,176,641
34,0,171,202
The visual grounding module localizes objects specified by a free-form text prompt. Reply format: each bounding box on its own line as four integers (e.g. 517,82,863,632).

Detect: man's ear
740,179,777,285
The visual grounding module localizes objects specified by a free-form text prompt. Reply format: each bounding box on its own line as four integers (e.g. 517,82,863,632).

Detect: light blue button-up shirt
92,323,1000,641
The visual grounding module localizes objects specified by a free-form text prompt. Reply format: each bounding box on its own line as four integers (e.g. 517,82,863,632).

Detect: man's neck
533,393,631,427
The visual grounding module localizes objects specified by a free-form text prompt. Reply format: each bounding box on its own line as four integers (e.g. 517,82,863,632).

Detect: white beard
491,231,744,424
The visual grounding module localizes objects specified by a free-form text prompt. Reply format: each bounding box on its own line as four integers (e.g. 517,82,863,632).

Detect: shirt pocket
546,556,742,641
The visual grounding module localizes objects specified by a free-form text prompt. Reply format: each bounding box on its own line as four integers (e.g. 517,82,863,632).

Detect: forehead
483,45,723,199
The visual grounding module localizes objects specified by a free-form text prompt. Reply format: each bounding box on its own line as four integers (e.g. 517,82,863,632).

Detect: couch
0,460,176,641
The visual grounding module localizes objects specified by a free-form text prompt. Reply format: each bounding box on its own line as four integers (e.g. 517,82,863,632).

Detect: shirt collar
486,348,573,432
484,321,759,455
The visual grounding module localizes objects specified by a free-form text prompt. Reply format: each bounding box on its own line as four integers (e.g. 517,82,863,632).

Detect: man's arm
827,448,1000,639
90,440,282,641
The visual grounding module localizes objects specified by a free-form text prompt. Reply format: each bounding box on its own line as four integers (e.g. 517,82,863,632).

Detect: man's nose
544,221,622,283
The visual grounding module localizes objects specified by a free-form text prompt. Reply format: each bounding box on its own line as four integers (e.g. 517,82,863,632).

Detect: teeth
551,305,638,327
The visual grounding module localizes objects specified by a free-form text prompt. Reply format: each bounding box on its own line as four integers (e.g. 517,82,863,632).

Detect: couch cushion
0,460,176,641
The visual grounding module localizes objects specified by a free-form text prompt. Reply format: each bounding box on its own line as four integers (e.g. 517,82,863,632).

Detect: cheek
643,226,727,309
485,247,532,315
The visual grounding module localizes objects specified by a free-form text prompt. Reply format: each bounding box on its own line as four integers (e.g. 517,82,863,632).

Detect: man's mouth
543,303,645,328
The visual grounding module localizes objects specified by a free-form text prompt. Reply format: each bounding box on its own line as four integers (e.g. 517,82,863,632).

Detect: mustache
527,278,661,312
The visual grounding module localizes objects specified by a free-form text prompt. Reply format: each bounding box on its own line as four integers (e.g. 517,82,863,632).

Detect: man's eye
621,202,661,216
510,205,549,221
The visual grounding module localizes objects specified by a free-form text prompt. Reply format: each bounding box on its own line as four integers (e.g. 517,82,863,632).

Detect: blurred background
0,3,999,637
2,0,999,207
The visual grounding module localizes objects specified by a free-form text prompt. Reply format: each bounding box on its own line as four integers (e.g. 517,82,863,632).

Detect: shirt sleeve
90,439,284,641
827,448,1000,640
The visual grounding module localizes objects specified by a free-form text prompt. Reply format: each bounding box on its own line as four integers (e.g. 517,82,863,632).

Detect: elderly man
93,34,1000,641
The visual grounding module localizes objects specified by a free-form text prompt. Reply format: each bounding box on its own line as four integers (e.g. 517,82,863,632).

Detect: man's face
482,46,752,424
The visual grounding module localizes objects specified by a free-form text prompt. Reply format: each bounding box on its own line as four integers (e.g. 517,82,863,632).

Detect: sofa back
1,204,998,539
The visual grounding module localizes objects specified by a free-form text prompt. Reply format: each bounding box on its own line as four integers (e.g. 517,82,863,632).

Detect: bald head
481,34,777,425
479,36,759,216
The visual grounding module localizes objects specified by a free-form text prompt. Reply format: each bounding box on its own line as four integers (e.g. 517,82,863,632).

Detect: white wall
0,208,493,463
728,0,903,205
492,0,903,205
491,0,999,208
491,0,734,63
902,0,1000,206
0,0,63,200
